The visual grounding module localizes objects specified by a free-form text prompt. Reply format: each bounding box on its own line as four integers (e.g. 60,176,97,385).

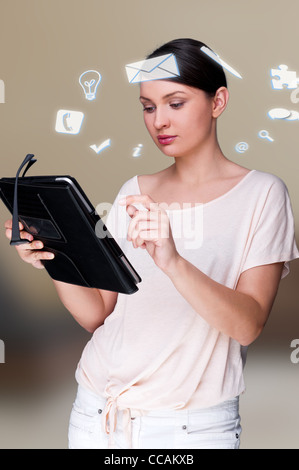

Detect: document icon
125,54,180,84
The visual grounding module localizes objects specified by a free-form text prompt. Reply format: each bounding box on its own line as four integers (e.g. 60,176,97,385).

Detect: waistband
76,384,239,415
75,385,240,448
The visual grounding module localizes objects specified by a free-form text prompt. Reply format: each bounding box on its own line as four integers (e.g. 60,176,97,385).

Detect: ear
212,87,229,118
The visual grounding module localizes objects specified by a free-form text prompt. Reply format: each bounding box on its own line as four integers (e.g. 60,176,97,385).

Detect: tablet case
0,154,142,294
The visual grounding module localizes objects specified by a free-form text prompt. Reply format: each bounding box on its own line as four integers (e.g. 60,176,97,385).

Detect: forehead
139,80,199,100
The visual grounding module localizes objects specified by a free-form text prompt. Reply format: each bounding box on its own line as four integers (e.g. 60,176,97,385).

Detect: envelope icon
125,54,180,84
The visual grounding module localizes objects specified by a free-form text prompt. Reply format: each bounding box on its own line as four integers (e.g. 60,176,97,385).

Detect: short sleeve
241,178,299,279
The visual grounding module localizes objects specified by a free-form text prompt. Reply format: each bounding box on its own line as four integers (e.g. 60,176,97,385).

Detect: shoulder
115,172,161,198
248,170,292,210
117,175,139,195
130,170,167,196
137,169,166,186
250,169,289,193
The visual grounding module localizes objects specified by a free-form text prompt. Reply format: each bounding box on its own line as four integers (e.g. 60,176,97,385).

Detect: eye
170,102,184,109
143,106,156,113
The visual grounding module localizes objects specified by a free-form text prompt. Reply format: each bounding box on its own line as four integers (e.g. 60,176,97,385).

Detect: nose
153,106,170,130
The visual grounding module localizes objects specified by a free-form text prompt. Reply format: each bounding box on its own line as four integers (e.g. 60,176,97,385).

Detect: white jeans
68,385,242,449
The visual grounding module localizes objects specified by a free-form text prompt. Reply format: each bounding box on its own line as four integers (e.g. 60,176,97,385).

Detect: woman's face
139,80,225,159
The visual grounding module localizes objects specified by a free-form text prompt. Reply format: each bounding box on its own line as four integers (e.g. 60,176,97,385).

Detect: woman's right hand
4,219,55,269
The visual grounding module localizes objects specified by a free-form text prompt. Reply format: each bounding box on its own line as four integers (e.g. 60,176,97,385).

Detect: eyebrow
139,91,187,101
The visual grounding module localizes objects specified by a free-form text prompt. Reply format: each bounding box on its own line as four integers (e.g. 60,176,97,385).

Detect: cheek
143,112,150,128
184,107,212,133
143,114,156,136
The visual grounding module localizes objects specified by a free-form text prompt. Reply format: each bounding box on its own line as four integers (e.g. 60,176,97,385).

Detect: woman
5,38,299,449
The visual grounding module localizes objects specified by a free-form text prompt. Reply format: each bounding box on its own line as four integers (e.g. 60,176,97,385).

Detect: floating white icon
270,65,299,90
55,110,84,135
201,46,242,79
90,139,111,154
0,79,4,103
258,130,274,142
79,70,102,101
132,144,143,157
125,54,180,83
268,108,299,121
235,142,249,153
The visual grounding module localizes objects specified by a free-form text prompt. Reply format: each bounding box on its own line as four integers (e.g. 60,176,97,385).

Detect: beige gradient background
0,0,298,449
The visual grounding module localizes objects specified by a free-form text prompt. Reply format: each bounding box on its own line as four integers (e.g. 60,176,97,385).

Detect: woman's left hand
119,194,180,273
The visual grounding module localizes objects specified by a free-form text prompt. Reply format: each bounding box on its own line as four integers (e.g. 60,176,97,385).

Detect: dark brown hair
146,38,227,97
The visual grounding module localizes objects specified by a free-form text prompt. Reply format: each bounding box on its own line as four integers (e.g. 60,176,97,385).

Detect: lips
157,135,177,145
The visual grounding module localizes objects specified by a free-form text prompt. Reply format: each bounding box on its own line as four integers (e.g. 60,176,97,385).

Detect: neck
170,140,229,186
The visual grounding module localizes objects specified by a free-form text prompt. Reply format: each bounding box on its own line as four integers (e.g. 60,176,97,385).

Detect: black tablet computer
0,154,141,294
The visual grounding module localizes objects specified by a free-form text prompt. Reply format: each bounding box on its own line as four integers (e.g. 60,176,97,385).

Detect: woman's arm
52,281,117,333
5,219,117,333
163,255,284,346
120,194,285,347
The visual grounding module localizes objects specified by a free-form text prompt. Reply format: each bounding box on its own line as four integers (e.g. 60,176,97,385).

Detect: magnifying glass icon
258,130,274,142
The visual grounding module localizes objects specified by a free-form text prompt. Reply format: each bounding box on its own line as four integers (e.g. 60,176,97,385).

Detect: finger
127,211,159,241
5,227,32,242
6,228,34,243
32,250,55,262
135,230,162,248
4,219,24,231
28,240,45,251
125,206,139,241
126,204,139,219
31,254,54,269
19,230,34,242
4,219,12,230
15,239,44,255
5,227,12,240
23,249,55,264
5,227,33,243
119,195,160,212
129,220,160,244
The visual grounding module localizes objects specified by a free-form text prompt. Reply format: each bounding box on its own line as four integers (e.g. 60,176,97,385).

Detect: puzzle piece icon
271,65,299,89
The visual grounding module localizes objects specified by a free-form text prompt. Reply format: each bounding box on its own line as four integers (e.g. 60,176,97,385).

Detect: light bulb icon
79,70,102,101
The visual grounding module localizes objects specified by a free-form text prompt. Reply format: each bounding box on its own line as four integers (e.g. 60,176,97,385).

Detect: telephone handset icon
62,112,73,132
55,110,84,135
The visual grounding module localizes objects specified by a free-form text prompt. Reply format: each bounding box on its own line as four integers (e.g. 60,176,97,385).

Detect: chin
157,144,181,157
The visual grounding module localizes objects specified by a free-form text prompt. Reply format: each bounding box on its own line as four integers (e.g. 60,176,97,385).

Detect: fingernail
118,198,126,205
48,253,55,259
